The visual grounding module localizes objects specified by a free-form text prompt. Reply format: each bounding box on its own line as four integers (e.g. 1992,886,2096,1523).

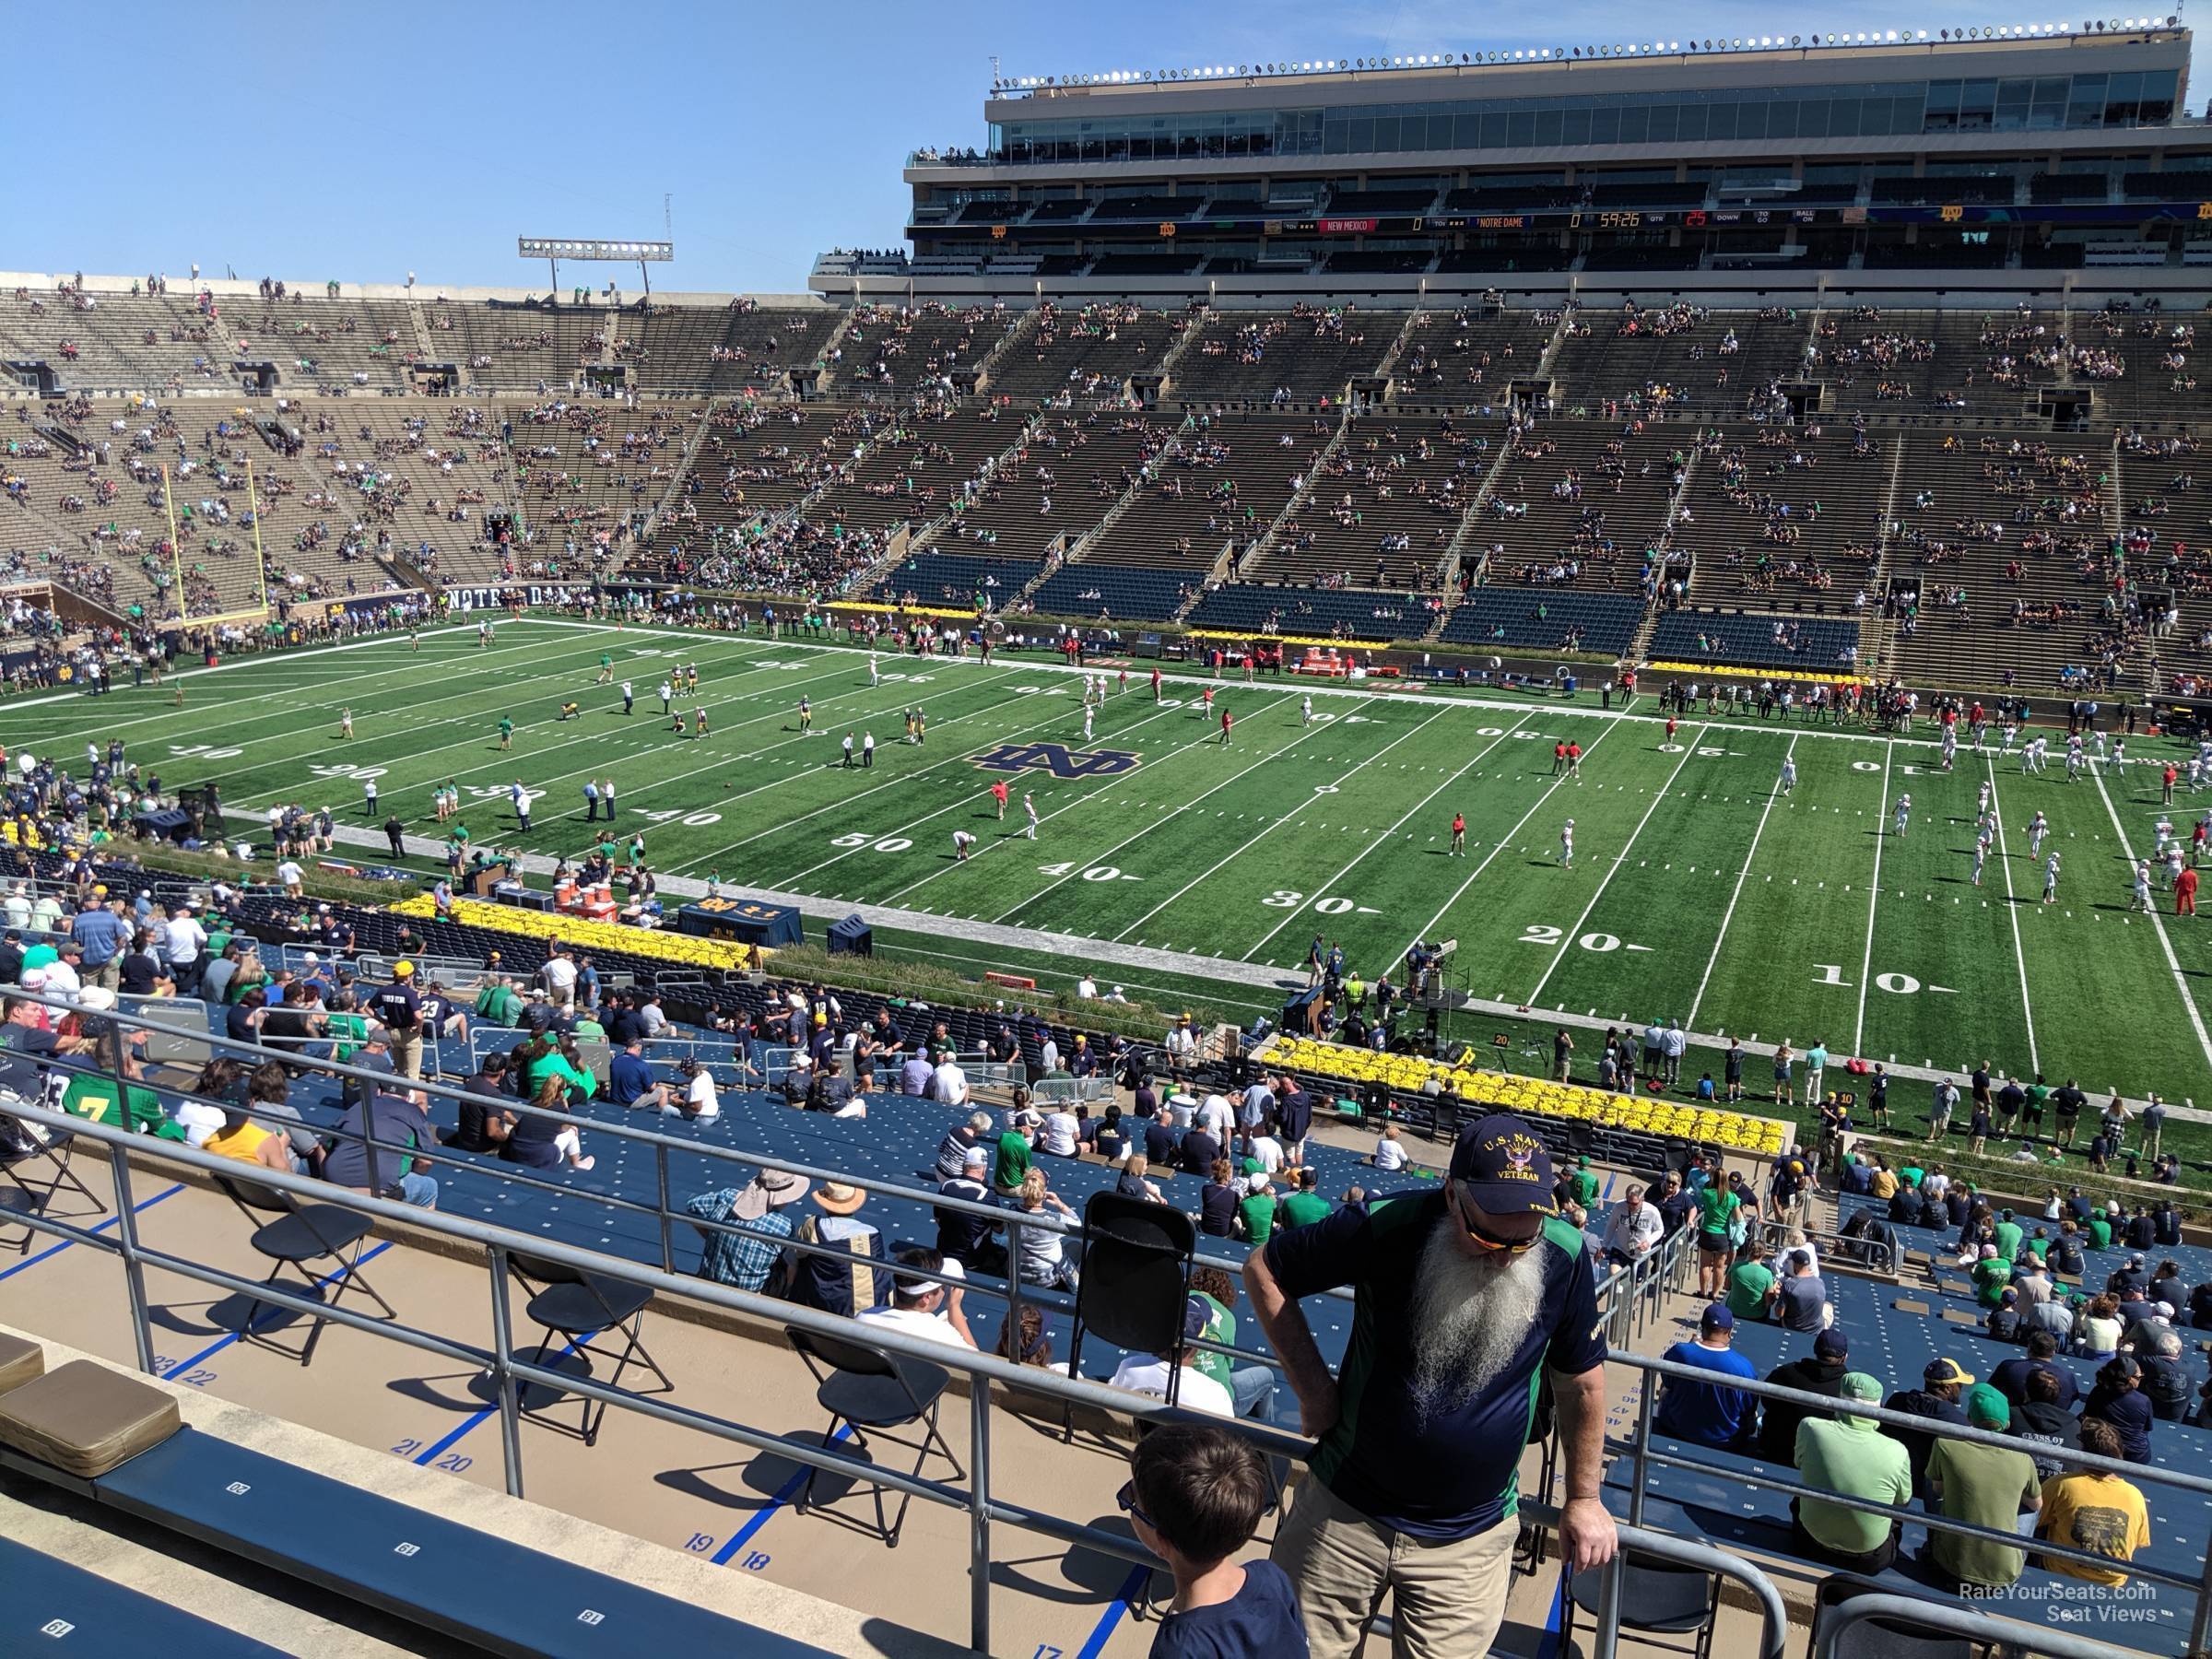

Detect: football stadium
6,9,2212,1657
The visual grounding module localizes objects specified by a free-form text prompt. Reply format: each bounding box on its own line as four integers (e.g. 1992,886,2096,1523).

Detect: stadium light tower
516,237,675,306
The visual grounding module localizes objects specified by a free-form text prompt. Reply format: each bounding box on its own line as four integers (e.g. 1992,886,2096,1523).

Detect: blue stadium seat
87,1428,845,1655
1440,589,1644,654
1649,610,1861,672
1184,584,1433,642
1029,564,1194,622
0,1535,292,1657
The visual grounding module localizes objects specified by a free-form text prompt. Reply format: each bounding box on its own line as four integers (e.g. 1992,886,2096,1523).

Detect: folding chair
1809,1576,1975,1659
1064,1190,1196,1398
0,1087,108,1223
0,1185,37,1256
503,1252,672,1447
1566,1548,1722,1659
784,1326,963,1548
212,1175,396,1366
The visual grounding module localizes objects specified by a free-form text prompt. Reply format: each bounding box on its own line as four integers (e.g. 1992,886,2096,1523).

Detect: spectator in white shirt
1198,1092,1236,1143
932,1056,970,1107
162,906,208,994
679,1063,721,1123
1247,1131,1287,1175
1163,1014,1197,1066
1076,975,1099,1000
2,885,28,932
1602,1183,1665,1266
1040,1106,1081,1157
1106,1297,1235,1417
636,996,667,1038
1371,1123,1407,1172
855,1249,977,1350
539,949,579,1010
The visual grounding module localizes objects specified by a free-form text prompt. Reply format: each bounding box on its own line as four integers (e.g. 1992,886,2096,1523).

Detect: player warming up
1559,818,1575,869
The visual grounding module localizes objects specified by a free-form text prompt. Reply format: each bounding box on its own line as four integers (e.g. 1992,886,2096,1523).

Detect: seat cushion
0,1333,42,1395
0,1359,179,1477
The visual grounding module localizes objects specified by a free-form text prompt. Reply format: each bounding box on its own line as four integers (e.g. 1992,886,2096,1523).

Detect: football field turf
10,616,2211,1109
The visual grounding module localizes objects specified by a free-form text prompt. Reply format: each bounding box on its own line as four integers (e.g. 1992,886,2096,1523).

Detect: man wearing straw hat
688,1168,812,1294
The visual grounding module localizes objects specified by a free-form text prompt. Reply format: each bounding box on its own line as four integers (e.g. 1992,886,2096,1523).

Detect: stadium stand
1647,609,1863,672
1439,586,1647,655
1185,583,1440,643
1171,308,1393,405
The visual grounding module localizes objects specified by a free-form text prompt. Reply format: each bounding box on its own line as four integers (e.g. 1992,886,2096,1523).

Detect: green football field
10,615,2212,1109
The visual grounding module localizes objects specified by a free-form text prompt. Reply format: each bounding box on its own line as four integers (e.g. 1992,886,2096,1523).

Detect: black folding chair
785,1326,963,1548
504,1252,672,1447
1064,1191,1196,1401
0,1097,106,1225
1566,1548,1722,1659
1809,1576,1975,1659
213,1174,396,1367
0,1185,37,1256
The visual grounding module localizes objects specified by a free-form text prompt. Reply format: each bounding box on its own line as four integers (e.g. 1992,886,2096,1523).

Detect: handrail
0,1097,1718,1657
1813,1593,2151,1659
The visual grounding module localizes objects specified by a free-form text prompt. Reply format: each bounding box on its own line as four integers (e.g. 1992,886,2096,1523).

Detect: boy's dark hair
1129,1424,1270,1567
2026,1367,2061,1404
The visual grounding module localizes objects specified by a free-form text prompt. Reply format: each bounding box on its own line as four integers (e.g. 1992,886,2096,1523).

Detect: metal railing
4,1088,1777,1659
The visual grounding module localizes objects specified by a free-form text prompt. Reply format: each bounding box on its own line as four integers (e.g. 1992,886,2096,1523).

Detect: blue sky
6,1,2196,294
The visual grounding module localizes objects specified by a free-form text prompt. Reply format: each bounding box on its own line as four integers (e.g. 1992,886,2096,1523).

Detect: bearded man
1246,1114,1617,1657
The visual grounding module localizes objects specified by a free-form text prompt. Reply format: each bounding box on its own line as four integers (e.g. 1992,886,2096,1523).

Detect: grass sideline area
14,614,2212,1118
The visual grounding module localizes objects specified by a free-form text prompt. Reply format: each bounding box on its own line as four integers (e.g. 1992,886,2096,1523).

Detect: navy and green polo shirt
1264,1188,1605,1540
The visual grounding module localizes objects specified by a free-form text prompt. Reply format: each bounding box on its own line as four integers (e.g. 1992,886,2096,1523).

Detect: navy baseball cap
1448,1114,1559,1217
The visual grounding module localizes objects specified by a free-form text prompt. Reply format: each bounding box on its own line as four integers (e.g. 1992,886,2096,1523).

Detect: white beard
1406,1218,1549,1428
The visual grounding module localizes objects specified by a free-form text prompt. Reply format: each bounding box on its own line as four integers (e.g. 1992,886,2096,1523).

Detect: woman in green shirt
514,1033,597,1103
1697,1180,1742,1299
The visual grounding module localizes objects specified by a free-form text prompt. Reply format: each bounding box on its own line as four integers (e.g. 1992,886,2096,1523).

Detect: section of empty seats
632,303,842,394
983,302,1191,403
1670,424,1890,606
834,301,1016,394
921,412,1162,560
1391,306,1559,403
1648,608,1862,670
870,550,1041,608
1027,563,1196,622
1077,414,1324,572
1185,583,1435,643
804,406,1022,535
1439,587,1644,655
439,303,605,392
1243,416,1488,589
1547,303,1812,418
1884,431,2119,688
1170,307,1392,404
1476,422,1683,594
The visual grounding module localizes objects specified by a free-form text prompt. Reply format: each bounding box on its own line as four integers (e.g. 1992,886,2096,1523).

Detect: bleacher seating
870,548,1042,607
1171,309,1393,405
1648,609,1862,672
1439,587,1645,655
1243,414,1488,589
984,303,1189,405
1076,412,1320,574
833,302,1014,395
1477,421,1685,594
633,304,841,394
1671,422,1891,609
1185,583,1436,643
1025,562,1195,622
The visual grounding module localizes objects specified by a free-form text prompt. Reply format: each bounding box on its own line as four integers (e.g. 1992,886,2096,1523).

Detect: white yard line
1238,715,1533,962
881,691,1303,907
767,688,1218,892
1111,706,1453,943
1525,725,1707,1007
526,618,1938,753
1852,740,1894,1055
1686,734,1795,1030
2090,760,2212,1075
1983,758,2042,1077
962,697,1333,922
1395,716,1628,964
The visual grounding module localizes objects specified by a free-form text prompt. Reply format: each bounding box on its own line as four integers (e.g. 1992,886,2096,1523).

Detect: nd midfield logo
971,742,1141,781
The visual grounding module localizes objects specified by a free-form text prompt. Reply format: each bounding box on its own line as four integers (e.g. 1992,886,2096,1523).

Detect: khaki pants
388,1028,424,1080
1271,1476,1517,1659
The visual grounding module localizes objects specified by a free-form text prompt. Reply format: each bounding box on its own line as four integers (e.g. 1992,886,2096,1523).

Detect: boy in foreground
1123,1423,1307,1657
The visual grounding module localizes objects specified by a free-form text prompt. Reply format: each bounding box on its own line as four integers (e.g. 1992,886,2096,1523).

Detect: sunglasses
1452,1182,1539,1254
1116,1480,1156,1532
